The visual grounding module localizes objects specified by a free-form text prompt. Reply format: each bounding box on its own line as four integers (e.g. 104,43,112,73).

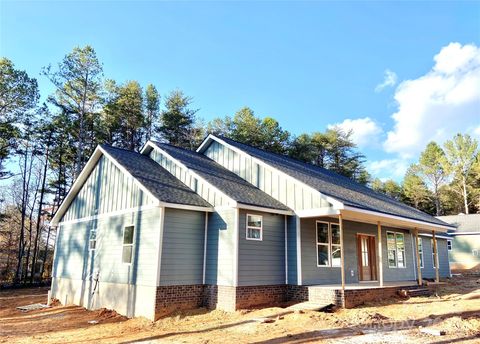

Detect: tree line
0,45,478,285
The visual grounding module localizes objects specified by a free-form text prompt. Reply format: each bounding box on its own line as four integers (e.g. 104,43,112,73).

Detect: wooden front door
357,235,377,281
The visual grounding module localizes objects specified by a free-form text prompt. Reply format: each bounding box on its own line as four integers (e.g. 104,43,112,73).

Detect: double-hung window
418,237,424,268
89,228,97,251
316,221,341,267
387,231,406,268
122,225,135,264
246,214,262,240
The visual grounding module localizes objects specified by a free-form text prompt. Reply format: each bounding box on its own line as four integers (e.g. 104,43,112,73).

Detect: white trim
447,232,480,236
431,238,438,269
160,202,214,212
418,233,450,240
315,221,342,268
418,237,424,269
296,207,340,218
410,232,417,280
121,224,135,265
234,208,240,287
156,207,165,286
58,204,161,225
386,231,407,269
246,213,263,241
51,224,61,278
284,215,288,285
203,212,208,285
296,216,302,285
142,141,237,207
237,203,293,216
343,206,453,231
197,135,344,210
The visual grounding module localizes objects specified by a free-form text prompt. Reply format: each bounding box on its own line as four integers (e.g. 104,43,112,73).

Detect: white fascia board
418,232,451,240
143,141,236,207
447,232,480,236
160,202,214,212
196,134,215,153
236,203,294,216
342,205,454,232
50,147,104,226
296,207,340,218
204,135,345,210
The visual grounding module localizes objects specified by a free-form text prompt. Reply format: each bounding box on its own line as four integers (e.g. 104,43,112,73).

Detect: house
437,214,480,273
50,134,454,320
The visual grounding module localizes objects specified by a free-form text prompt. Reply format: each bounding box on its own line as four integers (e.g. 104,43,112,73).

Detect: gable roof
200,135,453,229
148,141,291,212
437,214,480,234
51,145,212,225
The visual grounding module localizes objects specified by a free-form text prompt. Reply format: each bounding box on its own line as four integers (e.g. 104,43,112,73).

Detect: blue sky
1,1,479,181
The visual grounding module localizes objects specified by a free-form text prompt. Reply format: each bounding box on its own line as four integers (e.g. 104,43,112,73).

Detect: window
89,228,97,251
418,237,424,268
316,221,342,267
246,214,262,240
122,225,135,264
447,240,452,251
387,231,406,268
431,239,437,268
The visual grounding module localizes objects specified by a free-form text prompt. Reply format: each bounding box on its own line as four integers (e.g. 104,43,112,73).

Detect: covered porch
294,206,452,306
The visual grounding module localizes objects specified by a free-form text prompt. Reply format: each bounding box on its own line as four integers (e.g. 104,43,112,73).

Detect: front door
357,234,377,281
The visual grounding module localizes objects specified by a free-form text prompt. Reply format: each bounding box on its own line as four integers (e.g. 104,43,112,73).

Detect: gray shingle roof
101,144,211,208
214,136,452,228
437,214,480,234
151,141,291,212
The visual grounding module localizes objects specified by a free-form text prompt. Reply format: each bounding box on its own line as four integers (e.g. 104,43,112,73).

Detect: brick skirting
155,283,416,318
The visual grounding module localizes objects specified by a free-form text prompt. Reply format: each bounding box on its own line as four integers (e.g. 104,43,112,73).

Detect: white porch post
414,228,422,286
339,213,345,291
433,230,440,283
377,222,383,287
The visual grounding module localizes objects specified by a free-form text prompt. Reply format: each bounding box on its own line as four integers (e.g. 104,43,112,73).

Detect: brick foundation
155,283,417,318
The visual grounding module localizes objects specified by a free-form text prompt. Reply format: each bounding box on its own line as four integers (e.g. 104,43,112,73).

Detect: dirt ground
1,276,480,344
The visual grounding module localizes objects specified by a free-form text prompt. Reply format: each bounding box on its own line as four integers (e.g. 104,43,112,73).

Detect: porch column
339,213,345,291
414,228,422,286
433,230,440,283
377,222,383,287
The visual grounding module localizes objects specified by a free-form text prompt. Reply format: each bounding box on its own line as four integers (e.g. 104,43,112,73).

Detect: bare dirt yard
1,276,480,344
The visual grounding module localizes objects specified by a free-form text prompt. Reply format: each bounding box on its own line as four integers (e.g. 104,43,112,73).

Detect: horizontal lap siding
63,156,155,222
287,216,298,285
205,208,236,286
159,208,206,285
238,210,286,286
449,234,480,269
301,218,416,285
203,141,331,211
420,237,450,278
53,207,161,287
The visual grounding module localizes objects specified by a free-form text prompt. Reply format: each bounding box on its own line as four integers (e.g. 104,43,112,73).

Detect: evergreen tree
145,84,160,141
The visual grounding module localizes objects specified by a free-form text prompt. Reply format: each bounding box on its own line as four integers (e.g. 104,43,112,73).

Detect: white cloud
328,117,382,148
384,42,480,158
375,69,398,92
368,159,409,180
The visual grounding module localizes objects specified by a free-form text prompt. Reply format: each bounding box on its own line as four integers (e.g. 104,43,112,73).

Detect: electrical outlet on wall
350,270,354,277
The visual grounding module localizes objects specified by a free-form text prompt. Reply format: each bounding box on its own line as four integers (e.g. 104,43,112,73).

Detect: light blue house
50,134,454,320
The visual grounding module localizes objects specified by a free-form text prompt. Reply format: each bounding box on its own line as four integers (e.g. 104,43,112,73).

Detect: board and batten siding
159,208,206,286
148,147,230,207
53,207,162,287
300,218,417,285
237,210,285,286
62,156,156,222
205,208,236,286
203,140,331,211
419,236,450,278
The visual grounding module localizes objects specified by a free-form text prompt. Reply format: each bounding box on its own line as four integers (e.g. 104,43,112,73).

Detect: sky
1,1,479,181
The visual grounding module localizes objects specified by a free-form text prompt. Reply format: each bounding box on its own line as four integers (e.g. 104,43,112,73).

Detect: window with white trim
246,214,262,240
89,228,97,251
418,237,424,268
387,231,406,268
447,240,452,251
316,221,341,267
431,239,437,268
122,225,135,264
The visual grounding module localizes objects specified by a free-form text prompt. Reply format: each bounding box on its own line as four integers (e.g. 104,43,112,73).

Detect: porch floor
307,280,418,290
